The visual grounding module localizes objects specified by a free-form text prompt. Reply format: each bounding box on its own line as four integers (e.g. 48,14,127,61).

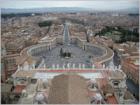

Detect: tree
38,21,52,27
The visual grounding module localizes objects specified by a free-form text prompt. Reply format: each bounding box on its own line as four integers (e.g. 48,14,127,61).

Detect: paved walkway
36,22,105,68
63,22,70,45
41,44,92,68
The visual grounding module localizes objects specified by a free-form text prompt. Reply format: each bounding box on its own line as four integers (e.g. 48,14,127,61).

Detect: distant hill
119,7,139,14
1,7,139,14
90,7,139,14
1,7,91,14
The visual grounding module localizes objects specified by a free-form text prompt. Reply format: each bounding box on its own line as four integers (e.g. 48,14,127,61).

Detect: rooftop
48,74,90,104
124,90,135,100
13,85,26,94
107,96,118,104
13,70,36,78
1,83,13,93
110,70,126,80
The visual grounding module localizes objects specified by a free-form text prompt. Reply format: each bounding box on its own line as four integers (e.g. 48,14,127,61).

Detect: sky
0,0,139,10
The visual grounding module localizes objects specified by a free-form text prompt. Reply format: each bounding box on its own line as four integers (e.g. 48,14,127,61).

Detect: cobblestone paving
38,44,104,68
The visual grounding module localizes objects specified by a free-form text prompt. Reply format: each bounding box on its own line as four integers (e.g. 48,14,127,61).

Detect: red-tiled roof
13,85,26,94
107,96,118,104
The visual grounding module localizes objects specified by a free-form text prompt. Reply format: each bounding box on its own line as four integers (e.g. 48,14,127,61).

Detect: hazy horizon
0,0,139,11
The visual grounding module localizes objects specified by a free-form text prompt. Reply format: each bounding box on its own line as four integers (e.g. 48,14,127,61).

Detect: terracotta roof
123,56,139,68
107,96,118,104
13,85,26,94
48,74,90,104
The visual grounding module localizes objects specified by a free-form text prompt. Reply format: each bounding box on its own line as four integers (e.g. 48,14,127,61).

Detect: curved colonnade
18,36,114,70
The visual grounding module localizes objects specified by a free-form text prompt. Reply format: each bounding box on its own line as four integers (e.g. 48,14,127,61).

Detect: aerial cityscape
1,0,139,104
